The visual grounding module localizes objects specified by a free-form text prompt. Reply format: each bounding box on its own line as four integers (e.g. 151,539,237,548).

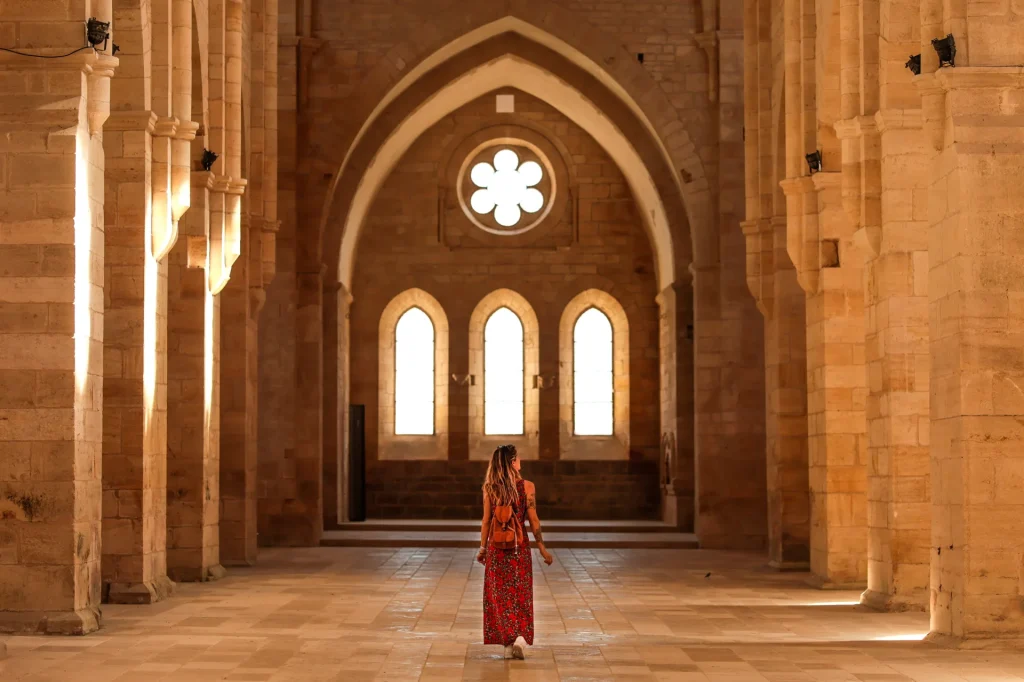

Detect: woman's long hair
483,444,520,505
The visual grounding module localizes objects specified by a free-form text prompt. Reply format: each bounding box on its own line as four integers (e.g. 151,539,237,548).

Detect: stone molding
740,218,774,318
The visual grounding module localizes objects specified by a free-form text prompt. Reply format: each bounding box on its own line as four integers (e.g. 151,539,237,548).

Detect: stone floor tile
1,548,1020,681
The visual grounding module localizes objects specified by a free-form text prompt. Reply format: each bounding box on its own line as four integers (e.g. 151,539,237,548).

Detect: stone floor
2,547,1022,681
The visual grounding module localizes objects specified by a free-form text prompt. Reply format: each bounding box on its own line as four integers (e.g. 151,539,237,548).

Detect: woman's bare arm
479,493,491,548
524,482,544,545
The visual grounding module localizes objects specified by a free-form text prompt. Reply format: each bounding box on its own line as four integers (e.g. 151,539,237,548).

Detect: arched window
394,307,435,435
573,308,614,436
559,289,630,460
484,307,524,435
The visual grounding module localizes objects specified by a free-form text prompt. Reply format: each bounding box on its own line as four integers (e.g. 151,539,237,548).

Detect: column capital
226,178,248,196
779,176,815,197
191,170,218,191
810,170,841,193
874,108,923,133
152,116,180,138
175,120,200,141
105,110,158,133
834,115,879,140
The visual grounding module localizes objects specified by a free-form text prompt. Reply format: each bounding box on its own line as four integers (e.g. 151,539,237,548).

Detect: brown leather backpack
489,497,523,551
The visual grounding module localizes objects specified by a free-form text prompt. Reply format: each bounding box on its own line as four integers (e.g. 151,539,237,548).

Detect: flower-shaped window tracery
469,149,545,228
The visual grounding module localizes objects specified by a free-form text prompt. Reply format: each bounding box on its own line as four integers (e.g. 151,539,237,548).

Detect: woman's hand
540,548,554,565
476,547,487,564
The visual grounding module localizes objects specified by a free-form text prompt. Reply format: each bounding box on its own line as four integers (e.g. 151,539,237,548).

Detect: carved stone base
805,574,867,591
0,607,101,635
768,560,810,572
860,588,927,613
104,576,175,605
925,632,1024,651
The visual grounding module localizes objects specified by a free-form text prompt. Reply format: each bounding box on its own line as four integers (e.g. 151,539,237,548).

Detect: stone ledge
0,607,101,635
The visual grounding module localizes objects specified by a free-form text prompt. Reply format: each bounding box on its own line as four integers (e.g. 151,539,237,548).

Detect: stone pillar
220,192,258,565
782,173,868,588
856,110,930,612
323,283,351,526
0,48,115,635
745,215,812,569
693,258,767,549
658,285,680,526
281,268,323,545
166,171,226,582
924,66,1024,643
658,282,695,530
102,112,175,604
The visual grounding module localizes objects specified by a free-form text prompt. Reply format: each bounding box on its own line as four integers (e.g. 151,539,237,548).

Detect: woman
477,444,554,659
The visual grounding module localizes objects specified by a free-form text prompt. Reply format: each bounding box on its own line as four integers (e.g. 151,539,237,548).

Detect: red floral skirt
483,542,534,646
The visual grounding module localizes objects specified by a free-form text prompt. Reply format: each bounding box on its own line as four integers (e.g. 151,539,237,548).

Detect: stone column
924,66,1024,643
658,285,680,526
323,283,351,526
745,214,812,569
658,281,696,530
166,171,226,582
220,189,258,565
856,110,930,612
102,112,175,604
282,267,323,545
782,173,868,588
0,48,115,635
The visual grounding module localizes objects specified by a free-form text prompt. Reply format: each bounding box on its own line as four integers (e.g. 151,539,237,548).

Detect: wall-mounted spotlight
637,53,645,64
201,149,218,171
905,54,921,76
932,34,956,68
86,18,110,51
112,44,120,55
805,150,822,175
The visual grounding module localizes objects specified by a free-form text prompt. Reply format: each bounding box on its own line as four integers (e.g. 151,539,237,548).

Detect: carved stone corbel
87,54,119,134
779,176,819,294
152,116,181,261
740,218,774,318
172,120,200,226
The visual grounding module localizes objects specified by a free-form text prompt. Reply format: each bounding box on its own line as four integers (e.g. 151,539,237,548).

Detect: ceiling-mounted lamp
805,150,822,175
932,34,956,68
905,54,921,76
201,149,218,171
86,18,110,51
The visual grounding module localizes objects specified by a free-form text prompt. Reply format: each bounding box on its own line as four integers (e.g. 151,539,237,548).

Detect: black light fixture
905,54,921,75
805,150,822,175
201,149,218,171
637,52,645,64
86,18,110,51
112,43,120,55
932,34,956,68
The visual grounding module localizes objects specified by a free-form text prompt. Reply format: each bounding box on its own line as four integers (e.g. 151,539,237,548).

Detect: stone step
331,519,676,534
321,524,699,550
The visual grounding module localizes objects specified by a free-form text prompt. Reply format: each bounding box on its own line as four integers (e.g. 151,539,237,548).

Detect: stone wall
341,91,661,520
363,460,660,521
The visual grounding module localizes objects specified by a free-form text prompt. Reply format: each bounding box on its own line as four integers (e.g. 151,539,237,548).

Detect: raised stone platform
322,519,699,549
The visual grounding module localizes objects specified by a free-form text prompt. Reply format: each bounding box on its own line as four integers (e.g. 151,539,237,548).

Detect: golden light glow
874,633,927,641
74,121,93,395
143,247,158,440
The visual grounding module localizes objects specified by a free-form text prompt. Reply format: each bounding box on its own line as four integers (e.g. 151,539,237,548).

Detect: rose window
468,149,545,228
